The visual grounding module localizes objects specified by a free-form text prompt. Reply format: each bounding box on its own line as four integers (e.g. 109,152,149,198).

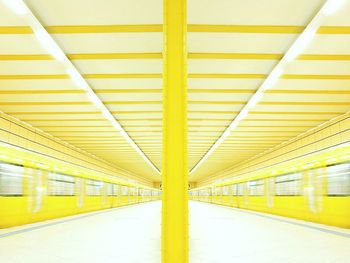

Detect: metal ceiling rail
189,0,347,175
1,0,160,175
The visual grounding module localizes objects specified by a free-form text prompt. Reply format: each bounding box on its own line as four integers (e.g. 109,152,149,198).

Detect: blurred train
0,152,161,228
189,146,350,228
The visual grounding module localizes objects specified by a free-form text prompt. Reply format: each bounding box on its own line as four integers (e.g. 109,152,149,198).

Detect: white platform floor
189,201,350,263
0,202,161,263
0,201,350,263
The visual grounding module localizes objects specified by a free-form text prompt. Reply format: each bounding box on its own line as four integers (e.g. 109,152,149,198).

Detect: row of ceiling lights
2,0,346,177
1,0,161,175
190,0,347,174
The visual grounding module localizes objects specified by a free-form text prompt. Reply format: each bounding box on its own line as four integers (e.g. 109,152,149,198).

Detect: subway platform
1,201,349,263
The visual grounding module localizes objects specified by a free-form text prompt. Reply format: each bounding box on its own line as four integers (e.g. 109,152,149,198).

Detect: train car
0,146,161,228
189,145,350,228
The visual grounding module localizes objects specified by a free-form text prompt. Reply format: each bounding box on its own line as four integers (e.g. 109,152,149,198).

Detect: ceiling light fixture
2,0,28,15
322,0,346,15
33,28,65,61
284,28,317,62
262,67,284,89
66,68,89,90
1,0,161,175
189,0,336,175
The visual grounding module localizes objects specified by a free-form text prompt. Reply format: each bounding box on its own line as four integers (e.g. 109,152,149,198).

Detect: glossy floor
0,201,349,263
189,201,350,263
0,202,161,263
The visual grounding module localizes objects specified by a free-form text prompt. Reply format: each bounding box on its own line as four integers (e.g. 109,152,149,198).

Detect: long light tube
322,0,346,15
2,0,160,175
190,0,344,175
2,0,28,15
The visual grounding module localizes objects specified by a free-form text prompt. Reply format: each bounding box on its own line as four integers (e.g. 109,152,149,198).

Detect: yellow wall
0,111,152,187
198,113,350,186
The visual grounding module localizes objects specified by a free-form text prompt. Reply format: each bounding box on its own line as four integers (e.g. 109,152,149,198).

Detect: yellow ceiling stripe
188,89,254,93
96,89,162,93
260,101,350,106
8,111,101,115
267,89,350,94
318,26,350,34
250,111,343,115
23,118,162,122
188,74,266,78
0,102,91,105
1,101,162,106
37,125,113,128
0,26,32,34
1,25,350,34
0,90,84,94
0,54,53,60
0,74,162,79
105,101,162,105
189,53,350,60
24,118,105,122
69,53,162,59
282,74,350,80
0,53,162,60
0,73,348,80
84,74,162,79
189,74,350,79
187,24,304,33
2,53,350,61
237,125,314,128
188,89,350,94
188,100,245,105
298,54,350,60
46,24,163,33
243,118,327,121
189,53,282,60
0,74,68,79
189,110,239,114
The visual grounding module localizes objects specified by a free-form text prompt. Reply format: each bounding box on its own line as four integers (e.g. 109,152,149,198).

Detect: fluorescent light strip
2,0,28,15
2,0,160,175
67,68,90,90
33,28,66,61
322,0,346,15
190,0,343,175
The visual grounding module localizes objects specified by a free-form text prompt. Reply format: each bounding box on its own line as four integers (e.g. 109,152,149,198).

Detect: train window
48,173,75,196
275,173,302,196
217,187,222,196
222,186,229,196
232,184,237,196
237,183,244,196
106,183,113,196
86,179,103,196
248,179,264,196
326,163,350,196
121,186,128,196
0,162,24,196
112,184,119,196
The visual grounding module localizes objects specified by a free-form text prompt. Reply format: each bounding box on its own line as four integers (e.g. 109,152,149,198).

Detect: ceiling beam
1,0,160,175
189,0,340,175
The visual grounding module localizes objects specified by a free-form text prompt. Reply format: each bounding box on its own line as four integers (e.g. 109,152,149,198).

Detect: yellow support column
162,0,188,262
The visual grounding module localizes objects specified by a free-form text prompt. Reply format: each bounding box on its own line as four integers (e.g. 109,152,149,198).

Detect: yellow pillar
162,0,188,262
